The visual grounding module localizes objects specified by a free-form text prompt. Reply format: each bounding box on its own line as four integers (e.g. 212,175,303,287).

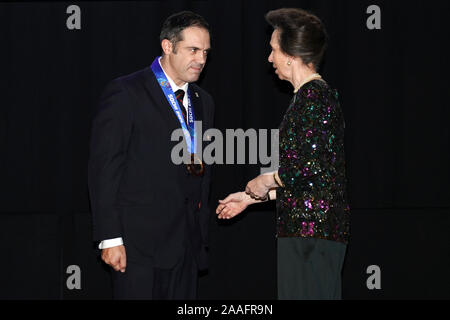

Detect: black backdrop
0,0,449,300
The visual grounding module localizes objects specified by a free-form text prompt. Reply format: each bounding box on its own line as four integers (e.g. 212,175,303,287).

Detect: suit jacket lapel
188,85,204,125
142,67,205,130
142,67,181,130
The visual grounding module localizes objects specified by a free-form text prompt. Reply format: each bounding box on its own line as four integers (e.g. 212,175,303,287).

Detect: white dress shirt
98,58,189,250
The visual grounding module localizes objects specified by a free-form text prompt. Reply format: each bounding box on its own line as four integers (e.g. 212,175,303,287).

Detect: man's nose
196,51,207,64
268,51,273,62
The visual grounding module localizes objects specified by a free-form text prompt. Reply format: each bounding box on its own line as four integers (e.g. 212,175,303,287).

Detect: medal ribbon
150,57,196,154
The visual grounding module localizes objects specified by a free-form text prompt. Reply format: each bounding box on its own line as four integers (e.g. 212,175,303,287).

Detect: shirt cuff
98,237,124,249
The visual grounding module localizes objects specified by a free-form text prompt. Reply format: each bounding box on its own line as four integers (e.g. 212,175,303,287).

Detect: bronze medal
186,153,204,176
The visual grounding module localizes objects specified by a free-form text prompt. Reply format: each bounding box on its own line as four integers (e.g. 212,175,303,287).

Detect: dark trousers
277,237,347,300
111,245,198,300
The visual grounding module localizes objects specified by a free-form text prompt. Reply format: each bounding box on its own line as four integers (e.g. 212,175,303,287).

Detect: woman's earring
287,60,291,66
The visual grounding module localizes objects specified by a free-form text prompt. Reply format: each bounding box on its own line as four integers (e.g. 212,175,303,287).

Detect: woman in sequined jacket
216,8,350,300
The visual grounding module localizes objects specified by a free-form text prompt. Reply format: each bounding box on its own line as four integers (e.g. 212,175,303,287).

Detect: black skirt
277,237,347,300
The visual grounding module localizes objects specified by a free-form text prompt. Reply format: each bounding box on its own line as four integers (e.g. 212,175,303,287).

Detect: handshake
216,171,282,219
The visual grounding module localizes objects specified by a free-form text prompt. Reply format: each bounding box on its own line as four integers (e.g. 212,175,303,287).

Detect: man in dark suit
88,11,214,299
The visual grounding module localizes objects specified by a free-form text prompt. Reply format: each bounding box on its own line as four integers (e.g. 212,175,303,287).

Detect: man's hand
216,192,254,219
101,245,127,273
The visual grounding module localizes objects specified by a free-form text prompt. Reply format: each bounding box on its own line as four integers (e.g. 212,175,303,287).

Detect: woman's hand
245,174,277,200
216,192,253,219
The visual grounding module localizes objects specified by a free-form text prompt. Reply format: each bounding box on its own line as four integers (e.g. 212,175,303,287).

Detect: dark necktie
175,89,187,122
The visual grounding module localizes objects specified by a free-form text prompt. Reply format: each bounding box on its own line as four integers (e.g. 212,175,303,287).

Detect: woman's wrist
273,171,284,187
261,173,278,189
243,192,265,204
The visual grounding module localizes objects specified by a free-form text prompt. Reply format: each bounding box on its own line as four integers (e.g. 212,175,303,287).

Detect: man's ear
161,39,173,55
